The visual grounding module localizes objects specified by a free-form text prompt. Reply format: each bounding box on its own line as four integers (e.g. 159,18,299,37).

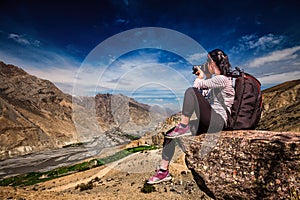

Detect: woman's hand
197,68,205,79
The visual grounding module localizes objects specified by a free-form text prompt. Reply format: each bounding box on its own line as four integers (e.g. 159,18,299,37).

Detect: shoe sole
165,132,192,139
147,176,172,184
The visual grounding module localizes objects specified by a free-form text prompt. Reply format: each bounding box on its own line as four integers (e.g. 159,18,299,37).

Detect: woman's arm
193,75,228,90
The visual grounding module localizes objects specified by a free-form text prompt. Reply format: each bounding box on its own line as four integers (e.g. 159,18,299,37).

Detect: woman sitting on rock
147,49,235,184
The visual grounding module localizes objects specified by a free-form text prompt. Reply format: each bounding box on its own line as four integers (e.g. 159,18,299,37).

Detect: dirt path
48,152,140,192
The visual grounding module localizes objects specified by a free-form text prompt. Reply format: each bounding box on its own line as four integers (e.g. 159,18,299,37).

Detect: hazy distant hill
95,93,171,134
257,79,300,132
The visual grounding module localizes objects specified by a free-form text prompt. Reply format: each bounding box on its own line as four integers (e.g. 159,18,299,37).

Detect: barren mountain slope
258,79,300,132
0,62,78,159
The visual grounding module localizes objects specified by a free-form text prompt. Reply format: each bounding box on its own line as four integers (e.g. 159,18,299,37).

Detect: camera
192,62,209,74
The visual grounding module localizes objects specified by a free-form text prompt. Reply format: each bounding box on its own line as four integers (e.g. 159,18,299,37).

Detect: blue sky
0,0,300,112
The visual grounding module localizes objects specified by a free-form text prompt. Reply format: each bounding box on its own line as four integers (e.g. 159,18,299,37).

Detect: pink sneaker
147,169,172,184
165,124,191,138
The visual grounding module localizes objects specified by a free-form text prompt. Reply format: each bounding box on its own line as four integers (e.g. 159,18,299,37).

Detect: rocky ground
0,147,212,200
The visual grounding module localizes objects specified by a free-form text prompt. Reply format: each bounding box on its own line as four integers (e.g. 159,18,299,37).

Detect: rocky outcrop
0,62,78,159
125,112,182,149
179,131,300,200
258,79,300,132
72,93,156,141
150,113,181,146
95,93,167,135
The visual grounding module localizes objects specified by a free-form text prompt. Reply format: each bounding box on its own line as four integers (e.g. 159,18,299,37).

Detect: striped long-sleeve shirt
193,75,235,123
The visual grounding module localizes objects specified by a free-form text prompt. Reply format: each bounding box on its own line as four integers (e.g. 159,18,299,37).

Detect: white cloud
8,33,30,45
292,61,300,66
248,46,300,68
33,40,41,47
231,33,285,53
248,34,283,49
7,33,41,47
153,99,164,102
258,71,300,85
0,45,84,94
187,52,207,64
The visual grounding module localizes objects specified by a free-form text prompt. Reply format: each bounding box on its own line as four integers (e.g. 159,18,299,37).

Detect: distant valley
0,61,168,160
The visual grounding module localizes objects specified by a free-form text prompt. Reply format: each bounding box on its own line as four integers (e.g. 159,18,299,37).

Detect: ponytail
208,49,231,76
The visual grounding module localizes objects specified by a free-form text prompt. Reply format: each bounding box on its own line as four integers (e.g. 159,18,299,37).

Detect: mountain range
0,61,162,160
0,61,299,160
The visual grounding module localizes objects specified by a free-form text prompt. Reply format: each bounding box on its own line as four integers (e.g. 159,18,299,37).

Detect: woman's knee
185,87,204,100
186,87,195,92
185,87,196,95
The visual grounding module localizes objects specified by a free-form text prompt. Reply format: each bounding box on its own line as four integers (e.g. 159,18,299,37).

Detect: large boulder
179,130,300,200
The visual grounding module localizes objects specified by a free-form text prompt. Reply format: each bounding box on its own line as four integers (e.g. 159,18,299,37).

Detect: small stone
175,180,183,185
188,182,194,187
176,190,183,194
164,187,168,192
181,170,188,175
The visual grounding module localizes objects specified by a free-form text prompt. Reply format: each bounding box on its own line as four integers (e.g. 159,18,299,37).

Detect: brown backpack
217,67,263,130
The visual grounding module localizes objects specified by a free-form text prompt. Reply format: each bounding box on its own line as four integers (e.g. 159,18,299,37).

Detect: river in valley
0,139,125,179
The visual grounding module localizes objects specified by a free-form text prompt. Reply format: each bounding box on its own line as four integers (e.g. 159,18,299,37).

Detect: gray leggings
162,87,225,161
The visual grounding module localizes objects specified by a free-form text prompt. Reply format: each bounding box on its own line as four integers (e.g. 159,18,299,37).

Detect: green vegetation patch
124,133,141,140
62,142,85,148
0,145,158,187
141,181,156,193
